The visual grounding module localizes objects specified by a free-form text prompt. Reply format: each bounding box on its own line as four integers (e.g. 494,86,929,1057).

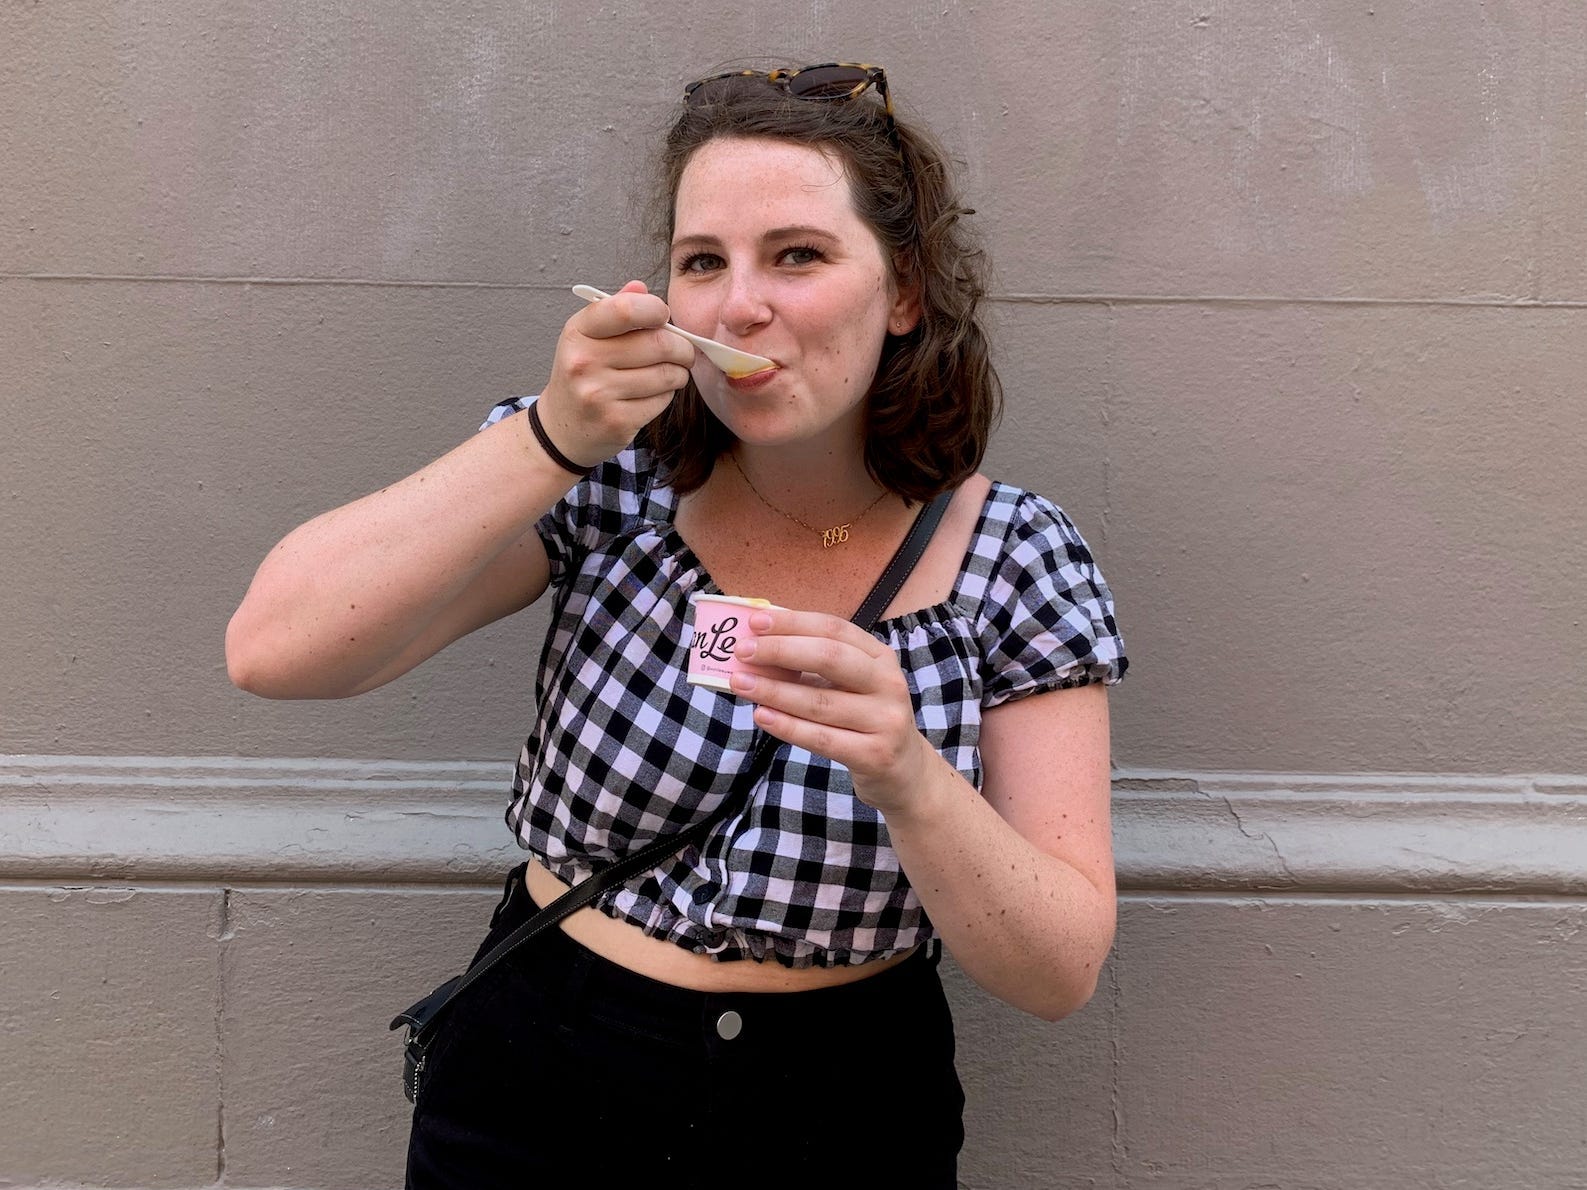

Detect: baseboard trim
2,756,1583,891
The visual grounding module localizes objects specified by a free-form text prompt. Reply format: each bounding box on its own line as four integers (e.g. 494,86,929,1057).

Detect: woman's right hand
536,280,695,467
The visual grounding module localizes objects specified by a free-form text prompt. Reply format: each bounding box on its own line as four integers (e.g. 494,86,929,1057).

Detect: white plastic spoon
572,284,777,379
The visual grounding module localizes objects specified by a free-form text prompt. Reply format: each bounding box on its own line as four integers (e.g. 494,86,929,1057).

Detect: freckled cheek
671,304,713,341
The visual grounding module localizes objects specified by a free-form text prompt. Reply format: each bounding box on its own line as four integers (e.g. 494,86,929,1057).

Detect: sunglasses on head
683,62,894,128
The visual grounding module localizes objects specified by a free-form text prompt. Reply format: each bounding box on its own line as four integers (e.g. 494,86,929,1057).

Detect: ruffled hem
540,857,929,970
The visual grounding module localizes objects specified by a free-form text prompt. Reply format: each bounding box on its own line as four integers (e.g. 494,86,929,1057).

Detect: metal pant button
715,1010,743,1040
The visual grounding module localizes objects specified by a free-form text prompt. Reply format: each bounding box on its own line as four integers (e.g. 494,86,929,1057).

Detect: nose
716,268,772,339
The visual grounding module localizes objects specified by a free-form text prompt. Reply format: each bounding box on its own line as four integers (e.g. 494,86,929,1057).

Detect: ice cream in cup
686,594,799,694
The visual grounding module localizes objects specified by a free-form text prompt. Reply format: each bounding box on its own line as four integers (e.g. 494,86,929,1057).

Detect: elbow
1032,967,1104,1023
980,956,1108,1023
1027,921,1116,1023
225,611,277,697
1037,898,1119,1021
226,611,373,700
225,609,315,699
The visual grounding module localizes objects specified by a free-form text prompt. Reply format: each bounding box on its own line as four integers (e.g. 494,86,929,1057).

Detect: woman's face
665,135,919,453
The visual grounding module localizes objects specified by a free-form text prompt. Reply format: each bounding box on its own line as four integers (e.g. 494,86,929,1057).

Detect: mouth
724,366,781,391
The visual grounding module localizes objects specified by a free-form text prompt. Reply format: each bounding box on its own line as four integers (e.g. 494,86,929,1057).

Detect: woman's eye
675,253,723,274
780,245,822,266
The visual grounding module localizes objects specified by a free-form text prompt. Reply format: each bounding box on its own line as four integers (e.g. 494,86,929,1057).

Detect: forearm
226,410,566,697
883,742,1117,1021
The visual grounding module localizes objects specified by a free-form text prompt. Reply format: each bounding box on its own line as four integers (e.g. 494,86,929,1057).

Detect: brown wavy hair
639,79,1001,503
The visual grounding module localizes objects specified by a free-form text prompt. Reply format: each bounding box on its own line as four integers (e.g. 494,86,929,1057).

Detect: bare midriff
523,858,918,993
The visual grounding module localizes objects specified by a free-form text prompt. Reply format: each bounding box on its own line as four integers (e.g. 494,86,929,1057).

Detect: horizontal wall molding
2,756,1584,892
0,755,520,885
1113,770,1587,895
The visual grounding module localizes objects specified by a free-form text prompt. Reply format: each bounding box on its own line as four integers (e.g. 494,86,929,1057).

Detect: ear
888,268,923,336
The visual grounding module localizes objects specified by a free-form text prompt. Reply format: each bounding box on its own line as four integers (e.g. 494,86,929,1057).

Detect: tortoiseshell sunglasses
683,62,895,130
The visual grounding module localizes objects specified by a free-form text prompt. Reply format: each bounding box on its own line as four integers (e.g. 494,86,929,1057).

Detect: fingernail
737,638,757,658
749,612,772,631
731,671,756,692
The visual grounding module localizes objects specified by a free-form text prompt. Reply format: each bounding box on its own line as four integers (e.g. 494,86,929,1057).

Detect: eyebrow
670,225,840,252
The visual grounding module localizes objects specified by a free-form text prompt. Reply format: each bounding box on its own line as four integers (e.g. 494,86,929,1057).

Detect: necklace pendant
822,524,852,548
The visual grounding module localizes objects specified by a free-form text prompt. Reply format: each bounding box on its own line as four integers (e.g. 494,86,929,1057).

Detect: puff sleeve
975,490,1129,708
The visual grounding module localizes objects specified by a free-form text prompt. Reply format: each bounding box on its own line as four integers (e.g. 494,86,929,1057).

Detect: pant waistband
485,862,946,1050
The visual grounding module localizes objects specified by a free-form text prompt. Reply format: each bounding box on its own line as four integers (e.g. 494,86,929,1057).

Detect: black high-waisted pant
405,863,965,1189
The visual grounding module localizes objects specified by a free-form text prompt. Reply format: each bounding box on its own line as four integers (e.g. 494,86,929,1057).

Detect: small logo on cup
690,616,738,662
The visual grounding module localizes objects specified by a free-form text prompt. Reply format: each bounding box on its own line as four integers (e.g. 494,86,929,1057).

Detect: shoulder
963,478,1129,704
968,480,1118,600
977,481,1084,553
958,480,1093,596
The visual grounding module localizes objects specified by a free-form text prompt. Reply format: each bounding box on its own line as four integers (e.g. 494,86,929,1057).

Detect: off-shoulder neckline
652,480,1020,632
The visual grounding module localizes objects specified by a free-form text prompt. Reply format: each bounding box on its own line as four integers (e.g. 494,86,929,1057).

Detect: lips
724,366,781,391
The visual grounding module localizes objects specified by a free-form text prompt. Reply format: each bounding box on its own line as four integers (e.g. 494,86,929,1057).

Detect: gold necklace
727,453,890,548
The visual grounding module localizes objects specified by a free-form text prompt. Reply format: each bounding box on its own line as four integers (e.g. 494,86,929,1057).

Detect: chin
698,391,788,439
712,415,796,448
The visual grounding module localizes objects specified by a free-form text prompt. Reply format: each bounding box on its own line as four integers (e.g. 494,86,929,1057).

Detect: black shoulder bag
390,490,952,1103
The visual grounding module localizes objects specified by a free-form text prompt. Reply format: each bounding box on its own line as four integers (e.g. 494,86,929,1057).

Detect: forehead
672,137,866,237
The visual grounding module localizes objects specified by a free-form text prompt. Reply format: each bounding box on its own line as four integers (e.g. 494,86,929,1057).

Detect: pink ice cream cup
686,594,799,694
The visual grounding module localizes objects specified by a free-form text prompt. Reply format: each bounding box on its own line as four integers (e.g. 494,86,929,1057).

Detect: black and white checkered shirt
482,397,1128,967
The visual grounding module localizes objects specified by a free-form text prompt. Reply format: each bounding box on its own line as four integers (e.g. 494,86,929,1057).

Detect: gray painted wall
3,2,1584,1187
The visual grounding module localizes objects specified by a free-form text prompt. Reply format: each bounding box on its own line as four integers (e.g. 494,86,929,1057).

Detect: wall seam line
1530,3,1547,303
1109,946,1125,1188
215,887,231,1183
4,274,1586,310
1101,301,1116,548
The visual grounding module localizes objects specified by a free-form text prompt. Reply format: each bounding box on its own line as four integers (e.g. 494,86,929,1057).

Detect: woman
227,62,1127,1188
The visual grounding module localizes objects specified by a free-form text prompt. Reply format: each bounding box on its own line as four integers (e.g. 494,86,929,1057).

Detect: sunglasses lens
685,73,761,106
786,65,872,100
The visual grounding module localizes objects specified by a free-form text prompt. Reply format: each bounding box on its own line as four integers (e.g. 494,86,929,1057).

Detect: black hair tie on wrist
526,402,593,476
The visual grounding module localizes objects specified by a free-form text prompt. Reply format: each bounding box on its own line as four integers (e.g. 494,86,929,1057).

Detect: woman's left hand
729,607,930,816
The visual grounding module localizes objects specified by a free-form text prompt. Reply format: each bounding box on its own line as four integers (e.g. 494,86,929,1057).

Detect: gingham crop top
483,397,1129,968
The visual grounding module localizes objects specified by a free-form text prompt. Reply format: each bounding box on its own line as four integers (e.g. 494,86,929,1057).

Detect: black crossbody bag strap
391,490,952,1072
